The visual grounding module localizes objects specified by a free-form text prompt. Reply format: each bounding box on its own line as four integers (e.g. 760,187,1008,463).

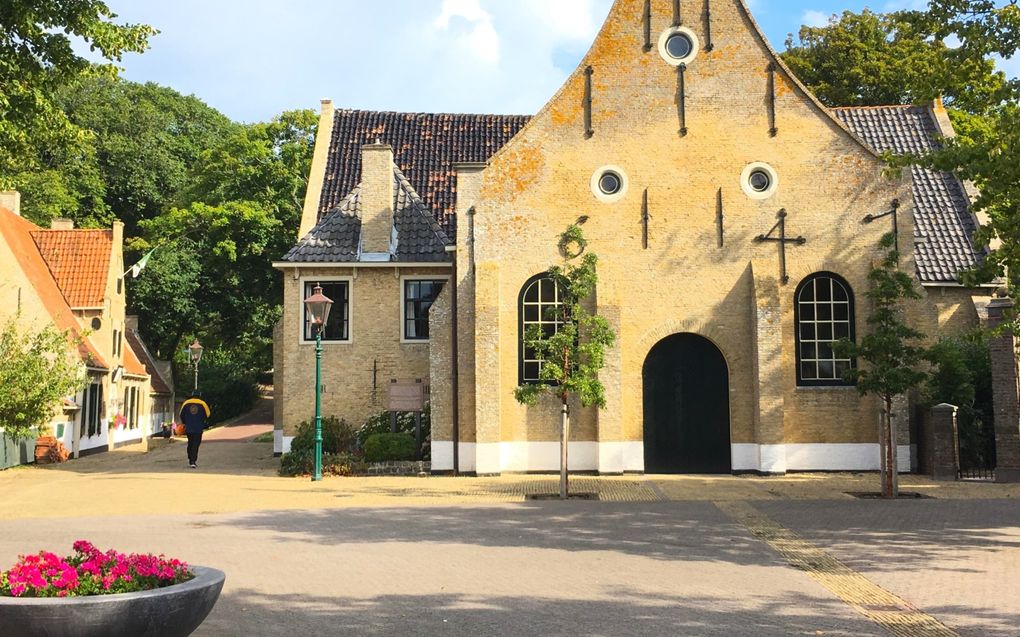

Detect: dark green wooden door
643,334,731,474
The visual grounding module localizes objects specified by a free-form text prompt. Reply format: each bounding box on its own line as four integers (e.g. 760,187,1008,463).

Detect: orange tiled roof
0,208,108,369
125,330,172,395
30,229,112,308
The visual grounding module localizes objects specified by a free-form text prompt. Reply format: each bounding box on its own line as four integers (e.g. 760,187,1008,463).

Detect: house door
642,333,731,474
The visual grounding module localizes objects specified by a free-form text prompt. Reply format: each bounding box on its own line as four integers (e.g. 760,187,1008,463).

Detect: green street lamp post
188,340,204,392
303,284,333,482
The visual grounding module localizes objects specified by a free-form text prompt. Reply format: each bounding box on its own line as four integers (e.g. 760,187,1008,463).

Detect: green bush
358,404,430,457
925,335,995,469
363,433,417,462
290,416,356,455
279,450,357,477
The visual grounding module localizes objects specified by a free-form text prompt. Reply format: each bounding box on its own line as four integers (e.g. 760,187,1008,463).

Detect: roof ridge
832,104,917,111
335,107,531,119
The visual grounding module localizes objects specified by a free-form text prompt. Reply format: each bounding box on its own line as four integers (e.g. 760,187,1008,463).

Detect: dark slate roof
834,105,982,284
319,109,530,236
283,167,451,263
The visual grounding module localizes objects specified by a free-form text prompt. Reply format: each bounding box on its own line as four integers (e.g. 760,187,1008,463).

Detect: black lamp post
188,340,204,392
303,284,333,482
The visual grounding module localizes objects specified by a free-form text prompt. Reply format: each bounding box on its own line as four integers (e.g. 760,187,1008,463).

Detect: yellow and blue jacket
179,398,211,434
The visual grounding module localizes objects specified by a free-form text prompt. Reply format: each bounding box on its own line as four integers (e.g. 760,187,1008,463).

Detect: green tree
134,200,284,362
890,2,1020,298
0,318,88,440
0,0,156,180
514,225,616,499
782,8,1008,114
834,234,930,498
56,77,238,234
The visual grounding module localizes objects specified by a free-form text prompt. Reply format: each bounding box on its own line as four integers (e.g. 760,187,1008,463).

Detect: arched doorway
642,333,731,474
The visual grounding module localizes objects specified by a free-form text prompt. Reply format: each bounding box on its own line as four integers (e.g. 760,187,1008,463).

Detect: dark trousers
186,431,203,464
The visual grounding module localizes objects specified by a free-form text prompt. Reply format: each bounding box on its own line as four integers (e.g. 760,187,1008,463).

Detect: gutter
445,244,460,475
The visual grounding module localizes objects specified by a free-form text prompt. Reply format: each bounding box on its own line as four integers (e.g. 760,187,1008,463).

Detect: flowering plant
0,541,193,597
113,414,127,429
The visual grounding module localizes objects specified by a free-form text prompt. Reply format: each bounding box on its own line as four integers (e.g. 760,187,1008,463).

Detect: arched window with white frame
795,272,856,386
518,274,565,384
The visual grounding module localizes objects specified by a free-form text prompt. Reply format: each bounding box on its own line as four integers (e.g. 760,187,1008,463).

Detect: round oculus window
91,317,102,331
748,169,771,193
740,162,779,199
665,33,693,60
598,172,622,195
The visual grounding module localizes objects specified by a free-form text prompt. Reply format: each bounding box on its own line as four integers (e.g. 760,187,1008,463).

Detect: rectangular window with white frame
402,279,446,341
303,280,350,342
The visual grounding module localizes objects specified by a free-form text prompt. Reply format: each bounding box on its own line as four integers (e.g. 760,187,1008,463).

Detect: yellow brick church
273,0,991,475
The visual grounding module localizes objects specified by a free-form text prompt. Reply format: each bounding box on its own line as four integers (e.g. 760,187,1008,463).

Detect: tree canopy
781,8,1008,114
0,318,88,440
0,1,155,181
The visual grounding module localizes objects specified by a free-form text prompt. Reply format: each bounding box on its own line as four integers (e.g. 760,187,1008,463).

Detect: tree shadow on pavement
756,499,1020,574
199,588,887,637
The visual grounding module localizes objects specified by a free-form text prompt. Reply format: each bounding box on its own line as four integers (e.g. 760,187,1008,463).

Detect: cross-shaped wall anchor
863,198,901,251
754,209,805,284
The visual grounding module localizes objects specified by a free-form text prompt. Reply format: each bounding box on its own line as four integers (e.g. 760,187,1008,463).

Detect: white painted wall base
432,441,644,473
434,441,912,474
274,430,294,455
431,442,477,472
732,443,912,473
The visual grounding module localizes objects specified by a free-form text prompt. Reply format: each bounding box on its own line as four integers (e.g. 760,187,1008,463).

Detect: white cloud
432,0,500,66
801,10,829,28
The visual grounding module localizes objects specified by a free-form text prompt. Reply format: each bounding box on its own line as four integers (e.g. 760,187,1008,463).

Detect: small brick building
274,0,993,474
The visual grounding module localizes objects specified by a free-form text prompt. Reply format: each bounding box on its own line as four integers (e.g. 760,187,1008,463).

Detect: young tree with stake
514,225,616,499
834,233,929,498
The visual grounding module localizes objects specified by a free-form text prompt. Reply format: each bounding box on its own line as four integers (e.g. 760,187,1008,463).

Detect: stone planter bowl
0,566,225,637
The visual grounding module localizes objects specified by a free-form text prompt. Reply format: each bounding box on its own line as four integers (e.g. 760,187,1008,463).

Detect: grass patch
251,431,274,443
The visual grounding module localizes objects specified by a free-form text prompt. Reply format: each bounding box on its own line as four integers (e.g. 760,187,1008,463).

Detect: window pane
802,343,816,359
524,281,540,303
801,361,817,380
834,361,851,378
818,323,833,340
818,360,835,379
817,304,832,320
800,324,815,340
816,280,832,301
524,304,539,322
833,283,848,302
818,342,833,359
834,323,850,339
305,282,349,341
800,304,815,321
834,304,849,321
799,282,815,302
540,279,556,302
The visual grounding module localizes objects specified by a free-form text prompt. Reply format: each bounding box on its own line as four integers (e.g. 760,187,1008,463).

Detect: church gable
479,0,888,214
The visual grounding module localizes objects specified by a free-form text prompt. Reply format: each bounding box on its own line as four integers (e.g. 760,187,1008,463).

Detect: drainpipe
445,243,460,476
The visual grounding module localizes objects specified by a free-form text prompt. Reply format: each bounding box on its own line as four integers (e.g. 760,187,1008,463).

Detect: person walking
179,392,211,468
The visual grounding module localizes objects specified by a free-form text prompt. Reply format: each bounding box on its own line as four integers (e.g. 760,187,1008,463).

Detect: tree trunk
560,399,569,500
881,395,899,499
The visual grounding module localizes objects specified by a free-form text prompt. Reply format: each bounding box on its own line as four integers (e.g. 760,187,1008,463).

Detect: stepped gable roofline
30,228,113,308
285,165,452,264
0,207,108,369
318,109,529,236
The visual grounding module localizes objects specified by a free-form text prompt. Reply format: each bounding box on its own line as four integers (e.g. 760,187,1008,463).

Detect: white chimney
0,191,21,216
50,218,74,230
359,142,395,259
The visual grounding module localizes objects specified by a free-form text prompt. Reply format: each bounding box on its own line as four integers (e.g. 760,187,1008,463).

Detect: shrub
279,450,356,477
363,433,417,462
358,404,430,457
290,416,356,455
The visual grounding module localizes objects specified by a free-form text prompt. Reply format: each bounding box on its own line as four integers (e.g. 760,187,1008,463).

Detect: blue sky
102,0,1018,123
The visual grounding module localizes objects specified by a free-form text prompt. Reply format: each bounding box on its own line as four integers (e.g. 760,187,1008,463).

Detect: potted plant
0,541,224,637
